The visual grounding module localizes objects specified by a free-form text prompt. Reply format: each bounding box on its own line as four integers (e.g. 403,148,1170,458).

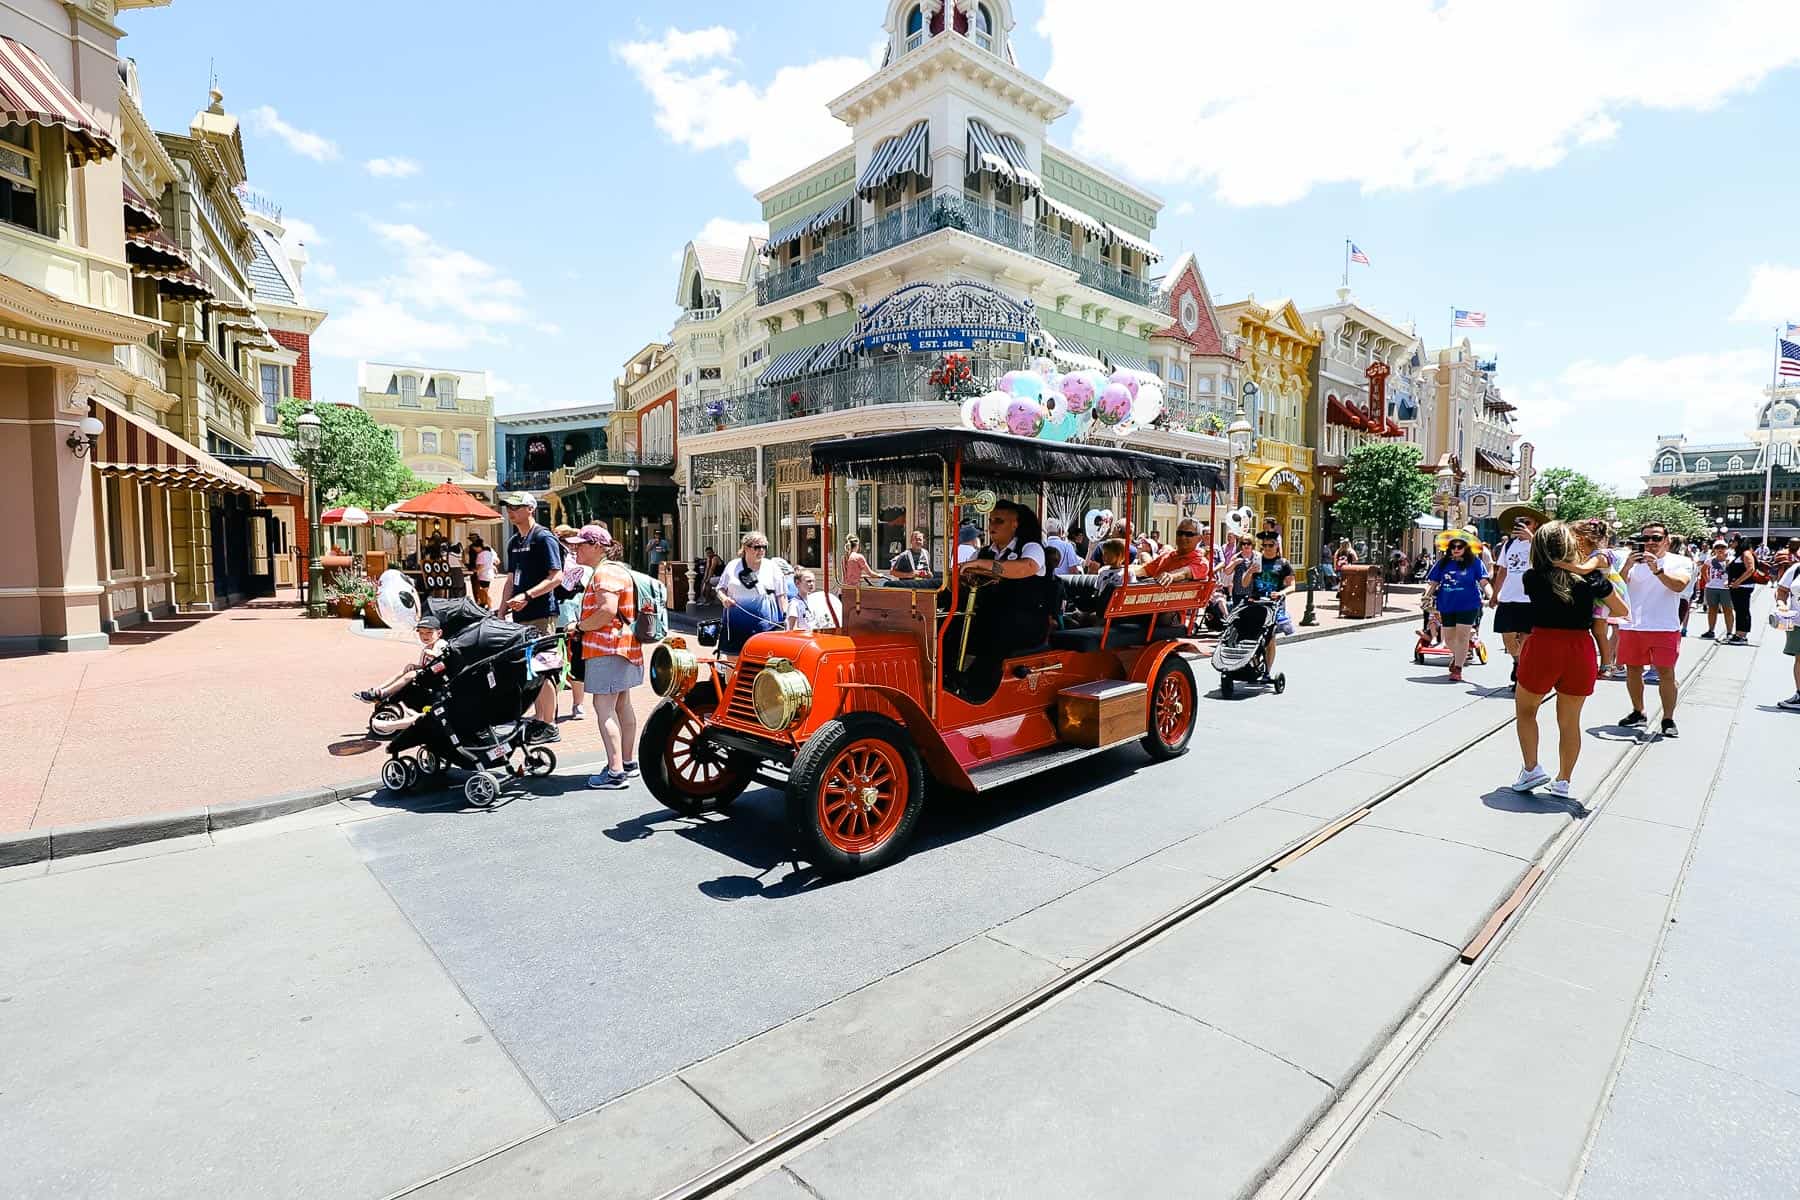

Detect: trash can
659,560,689,613
1338,564,1386,619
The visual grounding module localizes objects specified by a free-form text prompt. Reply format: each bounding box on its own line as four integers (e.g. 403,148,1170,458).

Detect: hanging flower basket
928,353,980,402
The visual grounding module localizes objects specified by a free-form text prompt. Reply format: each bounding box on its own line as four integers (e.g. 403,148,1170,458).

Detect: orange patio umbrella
392,481,501,521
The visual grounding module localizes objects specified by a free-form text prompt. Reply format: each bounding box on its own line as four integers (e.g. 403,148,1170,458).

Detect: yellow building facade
1216,297,1321,568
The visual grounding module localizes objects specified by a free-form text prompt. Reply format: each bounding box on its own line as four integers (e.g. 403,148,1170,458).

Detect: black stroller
378,598,565,807
1212,597,1287,698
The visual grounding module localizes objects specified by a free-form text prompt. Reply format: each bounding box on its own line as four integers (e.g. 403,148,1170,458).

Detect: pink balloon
1006,398,1046,438
1110,370,1140,401
1097,382,1133,425
1060,372,1096,415
961,396,989,431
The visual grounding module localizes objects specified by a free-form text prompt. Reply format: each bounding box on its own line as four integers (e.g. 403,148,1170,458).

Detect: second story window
419,429,439,456
0,125,41,233
259,363,281,424
400,375,419,407
437,376,457,409
458,431,476,473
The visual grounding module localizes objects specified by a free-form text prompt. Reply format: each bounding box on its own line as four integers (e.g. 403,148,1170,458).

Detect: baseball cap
497,491,536,508
560,523,613,547
416,615,442,631
1712,539,1728,548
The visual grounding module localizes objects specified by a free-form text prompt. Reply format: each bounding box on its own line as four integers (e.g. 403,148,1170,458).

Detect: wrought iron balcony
681,353,1014,437
567,447,675,474
1160,391,1236,436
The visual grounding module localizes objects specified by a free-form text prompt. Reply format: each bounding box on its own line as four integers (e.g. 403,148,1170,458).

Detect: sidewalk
1,602,658,835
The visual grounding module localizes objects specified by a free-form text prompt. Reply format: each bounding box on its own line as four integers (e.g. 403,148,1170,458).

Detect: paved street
4,614,1792,1199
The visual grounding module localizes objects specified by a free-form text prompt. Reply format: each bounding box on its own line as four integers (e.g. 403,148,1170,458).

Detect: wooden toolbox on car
1055,680,1148,748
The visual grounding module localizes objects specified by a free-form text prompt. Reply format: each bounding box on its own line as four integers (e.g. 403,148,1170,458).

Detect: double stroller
1212,598,1287,699
376,598,565,807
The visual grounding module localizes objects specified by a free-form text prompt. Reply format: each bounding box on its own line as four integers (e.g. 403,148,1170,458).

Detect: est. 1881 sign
855,280,1038,352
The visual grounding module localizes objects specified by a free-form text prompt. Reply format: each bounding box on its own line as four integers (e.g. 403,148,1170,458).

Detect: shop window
142,488,160,568
104,475,127,574
0,125,41,233
1290,515,1307,567
420,430,439,456
458,432,476,473
259,363,281,424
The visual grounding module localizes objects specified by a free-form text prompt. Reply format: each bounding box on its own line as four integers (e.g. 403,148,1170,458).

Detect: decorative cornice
756,151,856,212
0,275,160,345
828,33,1070,127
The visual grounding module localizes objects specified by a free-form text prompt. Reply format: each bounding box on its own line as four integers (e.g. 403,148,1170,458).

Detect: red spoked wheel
640,700,750,816
1142,655,1199,760
788,713,926,877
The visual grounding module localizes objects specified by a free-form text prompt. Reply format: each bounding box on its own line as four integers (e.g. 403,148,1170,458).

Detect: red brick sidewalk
1,600,656,834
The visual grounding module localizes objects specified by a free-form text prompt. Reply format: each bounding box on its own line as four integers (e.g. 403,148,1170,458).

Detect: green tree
1529,467,1616,522
278,398,423,510
1615,493,1709,541
1333,442,1436,553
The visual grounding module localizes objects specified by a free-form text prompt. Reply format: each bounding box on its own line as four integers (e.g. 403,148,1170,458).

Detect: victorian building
1214,295,1322,569
674,0,1223,577
1644,388,1800,544
358,361,496,499
1418,341,1519,536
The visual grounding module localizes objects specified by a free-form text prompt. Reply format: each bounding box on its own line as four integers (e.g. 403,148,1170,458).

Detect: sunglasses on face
1176,530,1200,539
1642,534,1666,543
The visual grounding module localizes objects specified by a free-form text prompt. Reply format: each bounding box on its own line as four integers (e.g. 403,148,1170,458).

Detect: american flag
1349,242,1370,265
1454,309,1487,328
1780,338,1800,379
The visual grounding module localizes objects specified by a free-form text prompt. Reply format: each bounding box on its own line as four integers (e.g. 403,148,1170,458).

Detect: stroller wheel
463,771,501,808
1476,643,1490,665
524,747,557,777
416,749,446,781
381,757,412,793
1413,649,1425,665
1273,673,1288,695
1220,676,1236,699
369,704,405,738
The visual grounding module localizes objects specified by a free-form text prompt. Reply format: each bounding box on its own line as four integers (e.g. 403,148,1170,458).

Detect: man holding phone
1617,521,1693,738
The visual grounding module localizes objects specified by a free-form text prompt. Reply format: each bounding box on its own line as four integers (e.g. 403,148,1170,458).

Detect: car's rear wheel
1142,655,1198,760
788,714,925,877
640,700,750,816
1220,675,1236,699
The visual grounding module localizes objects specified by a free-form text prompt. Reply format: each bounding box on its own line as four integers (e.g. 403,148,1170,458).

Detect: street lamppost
296,406,325,618
625,467,641,570
1226,404,1255,509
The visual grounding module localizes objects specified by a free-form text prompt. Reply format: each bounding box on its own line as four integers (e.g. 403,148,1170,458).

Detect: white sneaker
1512,765,1552,793
1547,779,1573,800
1778,693,1800,711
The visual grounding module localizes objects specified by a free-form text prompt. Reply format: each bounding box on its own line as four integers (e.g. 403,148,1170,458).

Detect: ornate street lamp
1545,490,1560,517
1226,405,1254,508
296,406,325,618
625,467,641,570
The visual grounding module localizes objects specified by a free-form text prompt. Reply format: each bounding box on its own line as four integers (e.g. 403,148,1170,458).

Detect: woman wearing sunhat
1424,530,1493,683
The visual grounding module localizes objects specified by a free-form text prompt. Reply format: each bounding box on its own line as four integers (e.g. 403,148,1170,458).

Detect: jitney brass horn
953,489,998,515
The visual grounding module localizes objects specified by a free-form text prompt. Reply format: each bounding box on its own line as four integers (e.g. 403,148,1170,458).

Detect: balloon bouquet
958,359,1165,445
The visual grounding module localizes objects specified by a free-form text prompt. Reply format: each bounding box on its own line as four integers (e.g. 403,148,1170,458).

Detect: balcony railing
1160,390,1236,435
567,448,674,474
676,306,721,325
682,353,1024,437
756,192,1167,314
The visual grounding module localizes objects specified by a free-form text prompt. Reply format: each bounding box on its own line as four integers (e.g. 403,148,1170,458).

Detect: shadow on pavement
1480,786,1587,819
1584,725,1648,744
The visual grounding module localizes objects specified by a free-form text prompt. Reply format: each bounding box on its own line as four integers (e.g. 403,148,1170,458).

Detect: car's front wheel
640,700,750,816
787,713,925,877
1142,655,1198,760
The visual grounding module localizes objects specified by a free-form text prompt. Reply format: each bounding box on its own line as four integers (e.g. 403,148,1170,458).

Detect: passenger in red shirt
1134,520,1211,585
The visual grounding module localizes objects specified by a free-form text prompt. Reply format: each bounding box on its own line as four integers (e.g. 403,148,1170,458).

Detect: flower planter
363,601,387,629
332,597,356,619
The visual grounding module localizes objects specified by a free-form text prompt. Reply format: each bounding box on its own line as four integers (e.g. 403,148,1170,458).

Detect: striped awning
966,119,1040,193
857,120,930,195
1048,333,1107,372
149,267,213,302
809,194,853,234
1039,194,1108,238
1106,351,1158,380
0,36,116,164
1106,224,1162,263
1475,449,1517,477
89,397,261,495
767,194,856,250
123,183,160,232
767,210,815,250
808,333,859,373
758,344,819,387
125,228,192,273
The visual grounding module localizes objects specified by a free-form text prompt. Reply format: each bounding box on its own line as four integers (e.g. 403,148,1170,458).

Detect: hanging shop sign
855,280,1038,352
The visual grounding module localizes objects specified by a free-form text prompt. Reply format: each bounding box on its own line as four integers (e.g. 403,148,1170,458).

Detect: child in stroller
1212,597,1287,698
356,615,446,737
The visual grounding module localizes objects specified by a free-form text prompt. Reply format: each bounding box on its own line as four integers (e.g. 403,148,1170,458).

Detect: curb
0,750,615,870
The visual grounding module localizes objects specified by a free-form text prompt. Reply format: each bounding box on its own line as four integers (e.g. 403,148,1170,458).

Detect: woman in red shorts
1512,521,1628,802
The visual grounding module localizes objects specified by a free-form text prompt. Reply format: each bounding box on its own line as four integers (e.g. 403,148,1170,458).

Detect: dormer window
399,374,419,407
1659,455,1677,473
1695,457,1711,472
904,5,924,52
975,4,995,51
438,376,458,409
1728,454,1745,471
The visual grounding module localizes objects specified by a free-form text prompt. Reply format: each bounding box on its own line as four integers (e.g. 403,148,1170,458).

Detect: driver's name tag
487,670,497,689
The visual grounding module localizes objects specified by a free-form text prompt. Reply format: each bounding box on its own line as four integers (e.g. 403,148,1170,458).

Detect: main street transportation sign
856,280,1038,352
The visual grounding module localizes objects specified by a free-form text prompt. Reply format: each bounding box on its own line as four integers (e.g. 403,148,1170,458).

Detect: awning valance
857,120,930,196
1039,194,1108,239
149,267,213,302
808,333,859,374
768,194,855,250
0,36,116,164
1107,351,1157,377
767,210,815,251
1047,333,1106,372
90,397,261,495
123,183,160,233
758,344,819,387
810,194,852,234
966,119,1041,194
1475,449,1517,476
125,228,192,273
1106,223,1162,263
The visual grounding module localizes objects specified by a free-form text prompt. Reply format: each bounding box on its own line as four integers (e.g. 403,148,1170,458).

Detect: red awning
125,228,193,272
1476,449,1517,476
1326,396,1355,428
123,183,161,232
90,398,261,495
0,36,117,164
149,267,214,302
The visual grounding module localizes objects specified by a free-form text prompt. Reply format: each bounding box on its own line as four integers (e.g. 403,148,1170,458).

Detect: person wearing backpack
561,524,644,790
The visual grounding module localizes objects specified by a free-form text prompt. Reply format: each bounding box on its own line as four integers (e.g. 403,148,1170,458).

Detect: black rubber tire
1273,673,1288,695
1141,655,1199,760
786,713,926,878
640,700,750,816
463,771,500,807
1413,649,1425,665
381,757,410,792
1220,675,1236,699
524,747,556,777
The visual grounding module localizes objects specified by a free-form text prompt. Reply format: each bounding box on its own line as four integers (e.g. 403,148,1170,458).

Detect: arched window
1659,455,1678,473
1727,454,1745,471
688,272,705,311
904,5,924,51
975,4,995,51
1695,457,1710,472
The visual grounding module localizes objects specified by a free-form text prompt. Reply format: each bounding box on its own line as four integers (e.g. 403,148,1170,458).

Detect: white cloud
281,216,324,247
1511,348,1769,492
246,106,339,163
1039,0,1800,206
1732,263,1800,324
1170,201,1195,217
615,26,873,190
365,156,422,179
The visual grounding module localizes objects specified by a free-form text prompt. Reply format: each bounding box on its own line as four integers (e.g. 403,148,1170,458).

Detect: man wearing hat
494,491,564,738
1489,504,1547,688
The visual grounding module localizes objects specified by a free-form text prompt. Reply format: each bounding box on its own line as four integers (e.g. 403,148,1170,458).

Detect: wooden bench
1049,578,1214,652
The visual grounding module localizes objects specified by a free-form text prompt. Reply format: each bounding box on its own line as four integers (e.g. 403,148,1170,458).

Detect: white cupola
884,0,1013,65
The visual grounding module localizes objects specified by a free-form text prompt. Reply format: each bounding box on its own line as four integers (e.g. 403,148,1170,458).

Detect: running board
965,735,1140,792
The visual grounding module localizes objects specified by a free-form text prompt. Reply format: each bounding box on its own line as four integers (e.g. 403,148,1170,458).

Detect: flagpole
1763,326,1780,550
1342,238,1350,289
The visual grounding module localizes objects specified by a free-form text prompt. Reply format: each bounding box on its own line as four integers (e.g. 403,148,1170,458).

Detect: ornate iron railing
681,352,1015,437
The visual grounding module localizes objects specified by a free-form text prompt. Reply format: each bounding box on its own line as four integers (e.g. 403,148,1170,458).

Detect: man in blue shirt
495,491,565,739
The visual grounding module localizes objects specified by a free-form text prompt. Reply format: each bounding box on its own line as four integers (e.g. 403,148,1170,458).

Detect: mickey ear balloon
1131,379,1165,427
376,569,421,636
1060,372,1096,415
1110,369,1141,402
1097,382,1133,426
978,389,1011,428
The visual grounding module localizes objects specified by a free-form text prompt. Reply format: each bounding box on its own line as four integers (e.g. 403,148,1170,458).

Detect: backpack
627,568,668,644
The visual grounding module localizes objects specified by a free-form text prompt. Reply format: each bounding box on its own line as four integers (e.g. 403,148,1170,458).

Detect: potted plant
787,390,805,416
705,397,726,430
326,568,375,619
932,201,967,231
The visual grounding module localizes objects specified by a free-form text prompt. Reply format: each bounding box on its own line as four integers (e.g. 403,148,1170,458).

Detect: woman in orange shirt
561,524,643,790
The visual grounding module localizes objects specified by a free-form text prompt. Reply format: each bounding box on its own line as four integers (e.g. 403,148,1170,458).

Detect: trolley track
649,651,1719,1200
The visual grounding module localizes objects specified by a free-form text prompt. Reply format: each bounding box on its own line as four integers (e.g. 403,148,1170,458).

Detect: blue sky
119,0,1800,493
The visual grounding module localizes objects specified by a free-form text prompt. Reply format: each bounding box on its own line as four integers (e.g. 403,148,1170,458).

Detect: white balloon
375,569,421,634
1131,380,1165,426
978,389,1011,425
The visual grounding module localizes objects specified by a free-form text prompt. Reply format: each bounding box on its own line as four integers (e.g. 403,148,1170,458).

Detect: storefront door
777,484,824,570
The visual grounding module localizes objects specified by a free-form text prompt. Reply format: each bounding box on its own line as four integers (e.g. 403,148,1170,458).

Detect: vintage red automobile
637,428,1223,876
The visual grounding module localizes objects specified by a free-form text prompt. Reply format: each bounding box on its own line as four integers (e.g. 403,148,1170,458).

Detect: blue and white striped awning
766,194,855,251
967,119,1040,193
758,345,819,387
808,333,859,373
857,121,930,195
1047,333,1107,372
1039,194,1108,238
809,194,853,234
767,210,816,251
1106,352,1161,385
1105,223,1162,263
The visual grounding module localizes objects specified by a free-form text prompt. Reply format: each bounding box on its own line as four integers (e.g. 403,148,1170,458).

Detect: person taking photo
1616,522,1692,738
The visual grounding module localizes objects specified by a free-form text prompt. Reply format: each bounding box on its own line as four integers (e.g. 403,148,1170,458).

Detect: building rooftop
246,228,297,306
